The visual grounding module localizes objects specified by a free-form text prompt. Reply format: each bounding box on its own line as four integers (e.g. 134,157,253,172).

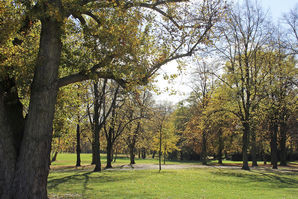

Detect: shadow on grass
211,169,298,189
48,171,93,191
48,170,159,198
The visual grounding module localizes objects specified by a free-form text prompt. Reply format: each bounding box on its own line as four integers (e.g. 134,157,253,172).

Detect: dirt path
106,163,298,173
50,162,298,173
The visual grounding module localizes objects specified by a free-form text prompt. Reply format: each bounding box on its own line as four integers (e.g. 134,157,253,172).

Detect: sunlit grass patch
48,161,298,199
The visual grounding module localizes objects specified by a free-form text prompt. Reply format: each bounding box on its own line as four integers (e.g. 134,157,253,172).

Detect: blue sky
243,0,297,21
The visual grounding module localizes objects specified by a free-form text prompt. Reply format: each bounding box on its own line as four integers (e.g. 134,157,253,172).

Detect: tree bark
106,135,113,168
242,122,250,170
202,130,207,165
217,129,223,164
0,76,24,199
129,144,136,165
152,151,156,159
11,13,62,199
129,127,138,165
279,121,287,166
251,129,258,167
113,148,118,162
159,128,162,172
93,82,101,171
141,148,146,159
91,137,96,164
76,119,81,167
51,151,59,163
270,121,278,169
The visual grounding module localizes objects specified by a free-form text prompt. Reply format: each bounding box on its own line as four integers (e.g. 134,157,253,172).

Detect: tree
283,5,298,55
0,0,225,198
150,102,174,171
189,60,215,164
260,50,297,168
102,82,121,169
123,89,153,165
170,101,191,161
213,0,273,170
102,84,147,168
88,79,114,172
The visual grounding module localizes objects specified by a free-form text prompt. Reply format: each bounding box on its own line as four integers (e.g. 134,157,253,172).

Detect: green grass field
48,153,298,199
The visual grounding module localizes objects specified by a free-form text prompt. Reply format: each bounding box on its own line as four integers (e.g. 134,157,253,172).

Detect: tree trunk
270,121,278,169
0,76,24,199
217,129,223,164
129,144,136,165
279,121,287,166
251,129,258,167
224,151,228,160
76,120,81,167
202,130,207,165
242,122,250,170
93,82,101,172
261,145,267,165
10,14,62,199
91,137,96,165
152,151,156,159
129,132,137,165
113,148,117,163
159,129,162,172
141,148,146,159
51,151,59,163
180,151,183,161
106,139,113,168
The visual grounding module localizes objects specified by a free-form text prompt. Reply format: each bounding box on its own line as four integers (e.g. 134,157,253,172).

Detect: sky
153,0,298,105
261,0,298,21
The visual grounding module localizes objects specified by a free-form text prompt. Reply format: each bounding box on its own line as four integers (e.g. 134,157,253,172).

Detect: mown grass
50,153,208,167
51,153,159,167
48,153,298,199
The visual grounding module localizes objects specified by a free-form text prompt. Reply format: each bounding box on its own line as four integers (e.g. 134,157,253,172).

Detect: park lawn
50,153,206,167
51,153,159,167
51,153,293,168
48,167,298,199
48,154,298,199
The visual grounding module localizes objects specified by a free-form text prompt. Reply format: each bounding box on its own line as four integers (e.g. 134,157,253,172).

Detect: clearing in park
48,153,298,199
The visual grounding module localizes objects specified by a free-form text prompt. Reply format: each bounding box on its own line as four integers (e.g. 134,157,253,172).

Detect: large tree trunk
242,122,250,170
279,121,287,166
0,76,25,199
10,14,62,199
270,121,278,169
251,129,258,167
93,82,101,171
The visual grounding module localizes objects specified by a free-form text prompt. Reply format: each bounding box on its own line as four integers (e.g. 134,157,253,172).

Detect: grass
48,153,298,199
51,153,160,167
50,153,208,168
